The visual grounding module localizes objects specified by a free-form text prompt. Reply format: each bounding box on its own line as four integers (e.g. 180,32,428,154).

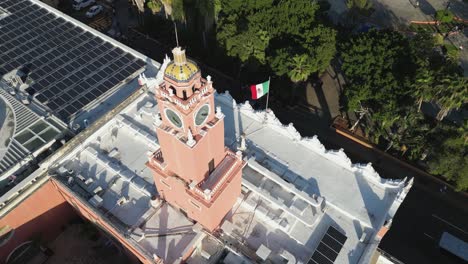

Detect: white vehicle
439,232,468,261
85,5,104,18
72,0,95,11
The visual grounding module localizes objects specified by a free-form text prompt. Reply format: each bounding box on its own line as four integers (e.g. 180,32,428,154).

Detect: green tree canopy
216,0,336,79
340,29,414,134
341,30,467,190
427,122,468,191
435,9,454,23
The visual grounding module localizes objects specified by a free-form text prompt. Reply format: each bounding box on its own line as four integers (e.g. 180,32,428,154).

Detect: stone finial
207,75,212,83
138,73,145,86
169,88,174,96
216,106,224,118
238,133,247,151
204,189,212,200
187,129,196,147
164,54,171,64
153,113,162,127
189,181,196,190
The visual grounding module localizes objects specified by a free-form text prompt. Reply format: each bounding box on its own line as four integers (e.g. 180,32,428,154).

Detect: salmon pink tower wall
147,47,245,232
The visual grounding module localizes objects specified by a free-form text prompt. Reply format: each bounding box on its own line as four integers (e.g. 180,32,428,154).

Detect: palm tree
350,104,369,132
288,54,314,83
287,54,314,103
412,68,435,111
435,75,467,120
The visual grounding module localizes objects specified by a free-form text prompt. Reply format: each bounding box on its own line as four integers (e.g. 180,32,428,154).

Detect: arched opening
5,240,43,264
183,90,187,100
170,86,176,96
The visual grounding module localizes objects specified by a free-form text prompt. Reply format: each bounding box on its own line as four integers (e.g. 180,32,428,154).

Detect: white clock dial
195,104,210,126
165,108,183,128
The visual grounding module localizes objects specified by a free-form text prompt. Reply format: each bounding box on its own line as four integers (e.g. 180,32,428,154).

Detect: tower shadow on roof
158,202,168,260
246,142,321,198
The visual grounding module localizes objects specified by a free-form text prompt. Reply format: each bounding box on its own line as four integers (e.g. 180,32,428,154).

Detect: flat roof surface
219,95,401,229
0,0,145,121
52,83,409,263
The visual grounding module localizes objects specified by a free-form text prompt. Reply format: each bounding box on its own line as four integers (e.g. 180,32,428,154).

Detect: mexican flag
250,79,270,99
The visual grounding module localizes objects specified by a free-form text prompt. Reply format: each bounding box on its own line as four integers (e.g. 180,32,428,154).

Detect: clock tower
147,47,245,232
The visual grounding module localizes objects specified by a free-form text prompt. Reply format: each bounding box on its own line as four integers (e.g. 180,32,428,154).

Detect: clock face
165,108,183,128
195,104,210,126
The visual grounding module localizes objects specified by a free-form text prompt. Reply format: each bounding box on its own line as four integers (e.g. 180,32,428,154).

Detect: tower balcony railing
189,150,243,203
148,149,167,170
158,81,211,111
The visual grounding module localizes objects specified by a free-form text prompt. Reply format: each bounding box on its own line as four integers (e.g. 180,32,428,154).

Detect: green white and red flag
250,79,270,99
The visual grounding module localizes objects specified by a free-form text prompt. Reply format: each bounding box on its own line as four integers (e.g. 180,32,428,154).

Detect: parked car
85,5,104,18
72,0,95,11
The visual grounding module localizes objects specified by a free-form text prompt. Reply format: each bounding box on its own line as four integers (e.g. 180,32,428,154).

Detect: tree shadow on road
417,0,437,16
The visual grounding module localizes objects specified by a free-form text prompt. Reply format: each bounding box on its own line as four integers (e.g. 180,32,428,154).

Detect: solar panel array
308,226,348,264
0,0,145,121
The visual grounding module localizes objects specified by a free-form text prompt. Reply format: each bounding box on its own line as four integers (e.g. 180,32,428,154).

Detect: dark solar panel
308,226,347,264
0,0,145,121
310,251,333,264
327,226,347,245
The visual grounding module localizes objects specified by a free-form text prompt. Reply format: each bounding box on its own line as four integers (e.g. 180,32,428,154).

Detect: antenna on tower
173,21,179,47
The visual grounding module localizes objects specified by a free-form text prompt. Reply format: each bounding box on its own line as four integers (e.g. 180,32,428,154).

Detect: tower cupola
163,47,202,100
164,47,200,83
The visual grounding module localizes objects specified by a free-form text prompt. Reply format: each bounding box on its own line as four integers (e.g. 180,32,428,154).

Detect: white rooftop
51,68,411,263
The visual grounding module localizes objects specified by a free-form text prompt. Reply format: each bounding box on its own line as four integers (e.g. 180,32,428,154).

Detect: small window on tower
209,159,214,174
189,200,201,210
160,179,171,189
183,90,187,100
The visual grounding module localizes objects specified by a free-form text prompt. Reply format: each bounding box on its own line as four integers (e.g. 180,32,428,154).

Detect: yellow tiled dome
164,60,199,82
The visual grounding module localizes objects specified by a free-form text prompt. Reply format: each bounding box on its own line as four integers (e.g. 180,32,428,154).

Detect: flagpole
264,77,270,123
265,76,270,112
